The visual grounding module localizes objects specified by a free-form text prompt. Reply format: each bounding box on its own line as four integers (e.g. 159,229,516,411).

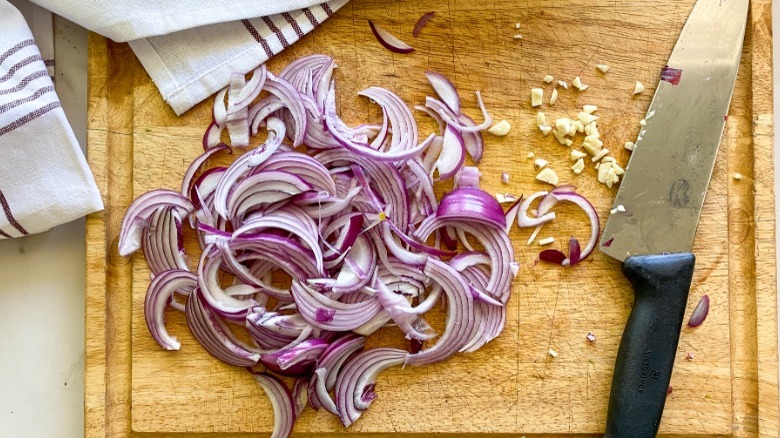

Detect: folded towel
0,0,102,238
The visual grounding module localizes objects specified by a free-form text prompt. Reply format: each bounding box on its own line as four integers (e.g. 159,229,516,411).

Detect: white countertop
0,3,778,438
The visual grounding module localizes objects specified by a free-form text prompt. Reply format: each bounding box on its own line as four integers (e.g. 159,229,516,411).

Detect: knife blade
598,0,748,436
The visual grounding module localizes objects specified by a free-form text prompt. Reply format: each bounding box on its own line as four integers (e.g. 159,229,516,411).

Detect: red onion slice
291,280,383,331
426,71,461,114
144,269,197,350
368,20,415,54
413,12,435,37
517,191,556,228
537,191,600,264
540,249,567,265
226,73,250,147
228,65,267,115
253,373,295,438
687,294,710,328
118,189,194,257
334,348,406,427
435,125,465,180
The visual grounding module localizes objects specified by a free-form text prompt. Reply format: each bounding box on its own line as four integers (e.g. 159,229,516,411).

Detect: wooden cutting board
84,0,778,436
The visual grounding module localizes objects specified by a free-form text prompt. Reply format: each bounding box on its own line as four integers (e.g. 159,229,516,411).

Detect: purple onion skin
687,295,710,328
539,249,566,265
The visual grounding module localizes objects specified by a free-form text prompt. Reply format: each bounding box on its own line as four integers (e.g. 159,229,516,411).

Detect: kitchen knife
599,0,749,436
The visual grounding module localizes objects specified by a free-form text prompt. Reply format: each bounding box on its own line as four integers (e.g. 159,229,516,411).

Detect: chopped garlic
538,237,555,246
572,120,585,134
605,167,619,188
733,173,743,180
552,129,567,145
555,118,572,136
597,161,610,183
582,135,604,155
583,104,598,114
564,138,573,147
527,152,536,158
596,64,610,74
515,22,521,29
639,119,647,126
550,88,559,105
536,111,546,127
488,119,512,136
539,125,552,136
531,88,544,107
558,80,569,89
647,110,656,119
496,193,518,204
617,204,626,212
536,168,559,185
591,148,610,162
577,111,598,125
571,150,587,161
584,122,599,137
501,172,510,184
543,74,554,83
640,129,647,137
548,349,558,358
611,161,625,175
534,158,549,170
610,207,619,215
633,81,645,95
513,34,523,40
586,332,597,342
572,158,585,174
572,76,588,91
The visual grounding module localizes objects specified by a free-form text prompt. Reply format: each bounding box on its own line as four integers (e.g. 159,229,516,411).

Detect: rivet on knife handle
604,253,695,438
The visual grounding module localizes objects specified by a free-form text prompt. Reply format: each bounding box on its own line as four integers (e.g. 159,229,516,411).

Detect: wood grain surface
84,0,778,436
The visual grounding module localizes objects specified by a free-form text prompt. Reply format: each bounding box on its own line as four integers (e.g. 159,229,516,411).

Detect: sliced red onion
455,166,481,189
368,21,415,54
291,280,382,331
228,65,267,114
226,73,250,147
687,295,710,328
185,289,260,367
260,339,329,377
212,117,286,219
565,237,582,266
212,87,228,127
253,373,295,438
118,189,194,257
333,234,376,294
226,170,312,220
435,125,465,180
265,72,308,146
540,249,567,265
426,71,460,114
516,191,556,228
291,377,308,419
425,93,492,134
374,279,435,341
537,191,600,264
436,188,506,230
312,367,338,415
202,121,225,151
144,269,197,350
334,347,406,427
413,12,435,37
324,86,435,163
182,143,231,197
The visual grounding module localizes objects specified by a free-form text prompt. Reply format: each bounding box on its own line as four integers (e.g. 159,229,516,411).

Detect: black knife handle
604,253,695,438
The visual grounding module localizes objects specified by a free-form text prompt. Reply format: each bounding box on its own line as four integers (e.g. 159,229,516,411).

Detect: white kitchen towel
29,0,343,43
129,0,348,115
0,0,102,238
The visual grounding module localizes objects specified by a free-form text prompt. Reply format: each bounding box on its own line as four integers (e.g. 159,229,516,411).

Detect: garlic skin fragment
596,64,610,73
543,74,554,83
633,81,645,95
536,168,559,186
488,119,512,136
531,88,544,107
550,88,559,105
